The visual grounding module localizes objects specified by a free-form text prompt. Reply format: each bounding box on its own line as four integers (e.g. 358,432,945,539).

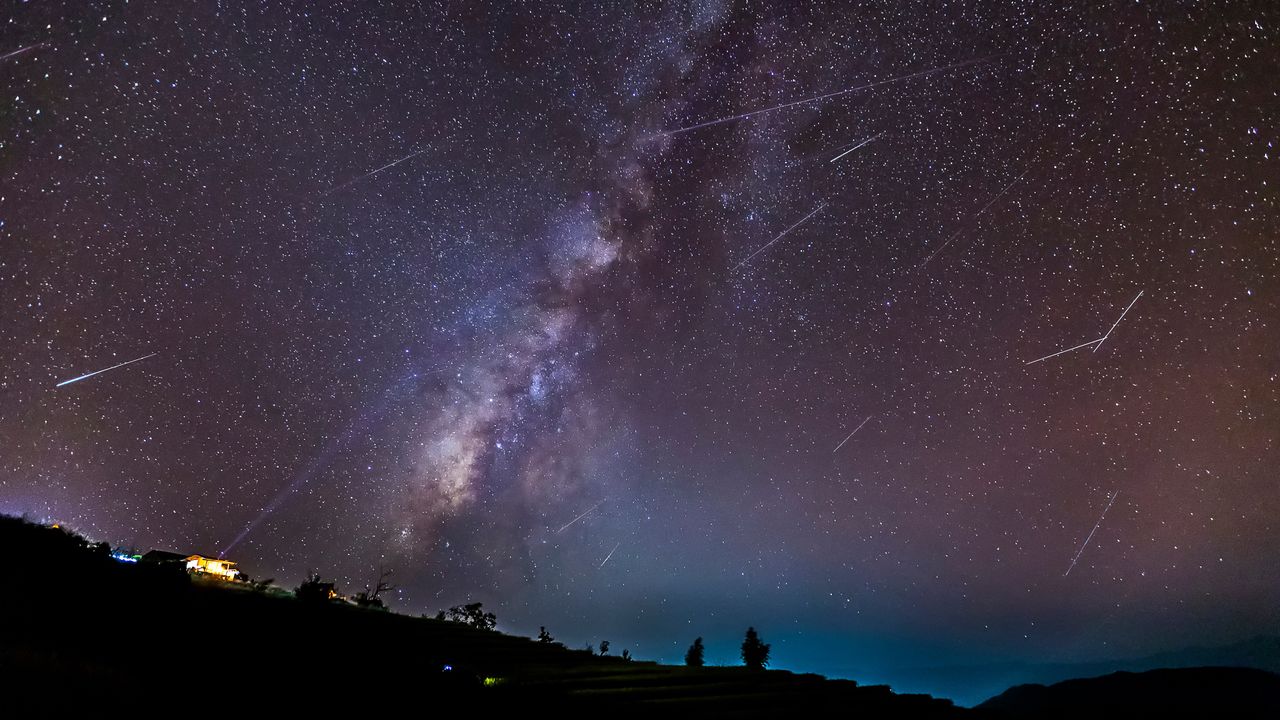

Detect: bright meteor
1,43,48,62
599,541,622,568
829,134,881,163
55,353,157,388
1092,290,1144,353
651,54,1003,138
557,499,605,533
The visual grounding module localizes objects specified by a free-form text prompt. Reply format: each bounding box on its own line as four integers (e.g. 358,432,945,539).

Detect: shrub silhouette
352,591,384,609
741,627,770,670
537,626,554,643
442,602,496,630
685,637,705,667
295,572,336,603
599,640,610,656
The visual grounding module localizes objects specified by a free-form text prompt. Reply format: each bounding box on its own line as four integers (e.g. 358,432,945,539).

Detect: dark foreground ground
2,515,1277,717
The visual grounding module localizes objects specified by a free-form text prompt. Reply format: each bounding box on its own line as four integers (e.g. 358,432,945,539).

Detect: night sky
3,0,1278,687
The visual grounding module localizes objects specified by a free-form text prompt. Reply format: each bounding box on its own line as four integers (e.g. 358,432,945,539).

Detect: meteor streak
599,541,621,568
829,134,881,163
1092,290,1144,353
557,499,605,533
1025,290,1145,366
1025,337,1103,366
322,147,430,196
1,44,47,62
731,204,827,272
833,415,872,453
652,54,1002,138
55,353,157,388
1065,488,1119,576
919,169,1028,268
222,371,425,555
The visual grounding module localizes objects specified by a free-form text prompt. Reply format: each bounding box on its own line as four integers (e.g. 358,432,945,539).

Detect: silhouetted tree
537,626,554,643
685,637,705,667
599,640,610,656
295,572,335,603
443,602,496,630
583,642,595,655
621,649,631,661
741,627,770,670
353,567,394,609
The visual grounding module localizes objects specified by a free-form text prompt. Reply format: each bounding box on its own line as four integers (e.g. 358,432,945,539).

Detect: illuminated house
140,550,241,581
184,554,240,580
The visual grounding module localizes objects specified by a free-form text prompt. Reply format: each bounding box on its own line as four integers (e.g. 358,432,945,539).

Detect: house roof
140,550,237,566
140,550,189,563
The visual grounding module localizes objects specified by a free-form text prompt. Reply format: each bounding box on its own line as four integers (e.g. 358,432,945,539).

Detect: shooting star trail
321,147,430,196
1025,290,1146,366
833,415,873,453
1025,337,1103,366
1065,488,1120,576
1,44,48,62
55,353,157,388
1092,290,1144,353
829,134,881,163
223,371,424,555
731,203,827,273
599,542,622,568
919,169,1029,269
652,54,1002,138
556,499,605,533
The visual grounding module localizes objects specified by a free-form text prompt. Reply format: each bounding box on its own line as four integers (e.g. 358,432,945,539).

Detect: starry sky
2,0,1277,688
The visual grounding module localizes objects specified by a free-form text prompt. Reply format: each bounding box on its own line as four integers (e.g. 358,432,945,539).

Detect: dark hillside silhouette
5,515,1276,716
0,515,964,716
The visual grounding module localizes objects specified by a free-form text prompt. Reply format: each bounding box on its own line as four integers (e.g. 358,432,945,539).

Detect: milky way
2,1,1277,688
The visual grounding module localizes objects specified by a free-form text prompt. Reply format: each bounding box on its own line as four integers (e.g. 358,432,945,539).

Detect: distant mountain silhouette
863,636,1280,707
976,667,1280,718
